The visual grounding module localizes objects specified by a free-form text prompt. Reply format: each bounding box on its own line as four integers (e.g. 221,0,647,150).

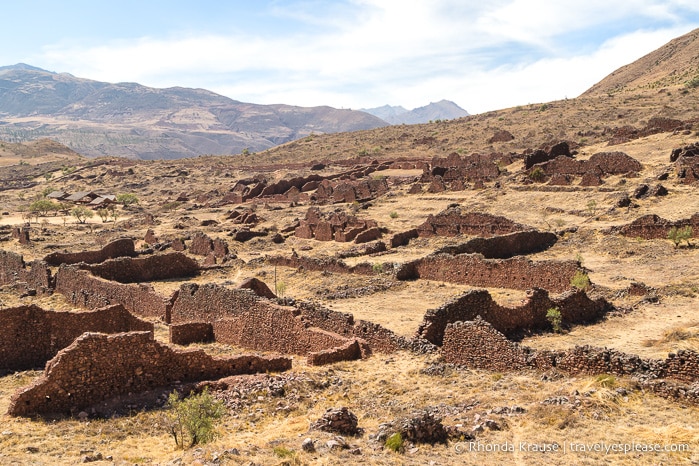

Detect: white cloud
30,1,699,113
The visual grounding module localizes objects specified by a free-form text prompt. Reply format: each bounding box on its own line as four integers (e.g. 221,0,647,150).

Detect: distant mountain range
0,64,390,159
360,100,469,124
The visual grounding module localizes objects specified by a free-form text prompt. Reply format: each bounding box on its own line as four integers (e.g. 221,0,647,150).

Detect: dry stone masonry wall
417,288,611,345
79,252,199,283
441,318,699,405
433,230,558,259
44,238,136,266
8,331,291,417
396,253,581,293
0,304,153,371
417,207,531,238
55,265,169,318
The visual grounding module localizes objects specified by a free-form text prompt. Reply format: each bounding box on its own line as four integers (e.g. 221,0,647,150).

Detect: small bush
546,307,563,333
529,167,545,182
372,263,384,274
570,270,591,291
668,226,692,248
166,388,226,449
275,281,287,299
389,211,399,219
116,193,139,206
273,446,296,458
385,432,404,453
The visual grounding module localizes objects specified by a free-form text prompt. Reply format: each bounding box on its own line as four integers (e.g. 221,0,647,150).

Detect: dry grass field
3,32,699,464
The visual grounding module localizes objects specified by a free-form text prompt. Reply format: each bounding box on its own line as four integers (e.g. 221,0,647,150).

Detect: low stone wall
396,253,580,293
8,331,291,417
615,213,699,240
55,265,169,319
433,230,558,259
170,322,214,345
44,238,136,266
0,250,52,293
80,252,200,283
532,151,642,177
307,339,365,366
0,304,153,371
441,318,699,404
417,288,610,345
417,207,530,238
267,254,376,276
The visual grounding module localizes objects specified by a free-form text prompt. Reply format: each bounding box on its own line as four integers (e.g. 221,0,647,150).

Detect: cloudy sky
2,1,699,114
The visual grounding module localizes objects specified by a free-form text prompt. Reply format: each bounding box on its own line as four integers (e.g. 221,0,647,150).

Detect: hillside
0,65,387,159
582,27,699,95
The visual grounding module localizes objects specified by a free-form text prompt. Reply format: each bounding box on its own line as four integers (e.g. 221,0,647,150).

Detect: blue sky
2,0,699,114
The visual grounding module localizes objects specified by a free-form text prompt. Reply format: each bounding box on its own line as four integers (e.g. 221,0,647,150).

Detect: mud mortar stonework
0,304,153,371
8,331,292,417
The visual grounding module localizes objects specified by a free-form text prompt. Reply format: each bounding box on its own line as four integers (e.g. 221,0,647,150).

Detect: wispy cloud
30,0,699,113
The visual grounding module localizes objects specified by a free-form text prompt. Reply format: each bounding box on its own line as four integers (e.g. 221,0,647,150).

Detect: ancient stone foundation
267,254,376,276
0,250,52,294
417,288,611,345
441,317,699,405
55,265,169,318
615,213,699,240
0,304,153,371
417,207,530,238
396,253,581,293
8,331,291,417
44,238,136,266
433,230,558,259
79,252,200,283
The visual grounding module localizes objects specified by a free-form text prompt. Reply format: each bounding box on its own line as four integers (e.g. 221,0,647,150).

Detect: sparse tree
116,193,139,207
70,206,94,224
546,307,563,333
29,198,59,217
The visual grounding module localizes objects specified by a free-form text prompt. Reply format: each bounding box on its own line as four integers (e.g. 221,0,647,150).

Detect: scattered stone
301,438,316,453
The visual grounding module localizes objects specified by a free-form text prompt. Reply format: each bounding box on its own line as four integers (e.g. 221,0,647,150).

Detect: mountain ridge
361,99,469,124
0,64,388,159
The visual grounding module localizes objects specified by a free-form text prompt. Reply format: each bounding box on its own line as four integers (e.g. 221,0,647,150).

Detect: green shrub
668,226,692,248
275,281,287,299
570,270,591,291
546,307,563,333
372,263,384,274
273,446,296,458
389,211,399,219
529,167,545,182
166,388,226,449
385,432,404,453
595,374,616,388
29,199,59,217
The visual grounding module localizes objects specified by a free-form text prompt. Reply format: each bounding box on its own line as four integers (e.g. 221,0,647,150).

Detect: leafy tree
165,388,226,449
96,205,117,223
70,206,94,224
117,193,139,207
29,199,59,217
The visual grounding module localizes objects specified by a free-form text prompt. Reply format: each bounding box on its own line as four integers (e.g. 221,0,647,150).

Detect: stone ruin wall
79,252,200,283
294,207,380,243
433,230,558,259
441,318,699,404
170,283,405,355
266,254,376,276
396,254,580,293
0,250,52,294
8,331,291,417
43,238,136,266
55,265,169,319
417,288,611,345
0,304,153,371
616,213,699,240
417,209,531,238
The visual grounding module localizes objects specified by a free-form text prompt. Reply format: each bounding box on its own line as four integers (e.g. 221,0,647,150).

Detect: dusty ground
2,82,699,464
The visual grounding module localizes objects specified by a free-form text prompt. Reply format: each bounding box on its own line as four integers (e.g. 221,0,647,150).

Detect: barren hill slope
583,27,699,96
0,65,387,159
